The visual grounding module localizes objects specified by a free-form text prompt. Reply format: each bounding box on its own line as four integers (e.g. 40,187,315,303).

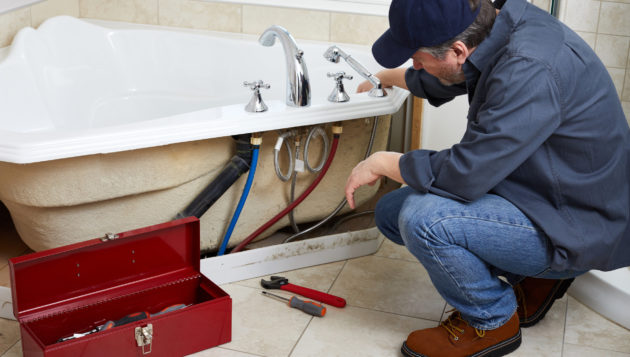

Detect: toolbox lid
9,217,200,321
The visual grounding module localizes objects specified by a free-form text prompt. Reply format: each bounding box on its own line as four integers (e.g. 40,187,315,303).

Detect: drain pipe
230,124,343,253
175,134,253,219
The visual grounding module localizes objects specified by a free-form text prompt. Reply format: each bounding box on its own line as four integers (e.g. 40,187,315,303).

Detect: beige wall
0,0,629,120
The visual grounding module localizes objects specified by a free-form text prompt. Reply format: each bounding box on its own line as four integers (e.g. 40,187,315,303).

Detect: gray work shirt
401,0,630,271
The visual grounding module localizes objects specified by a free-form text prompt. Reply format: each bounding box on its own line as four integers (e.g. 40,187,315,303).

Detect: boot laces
440,310,486,341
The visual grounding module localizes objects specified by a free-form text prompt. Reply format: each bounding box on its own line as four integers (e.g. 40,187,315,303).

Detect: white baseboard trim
201,227,383,285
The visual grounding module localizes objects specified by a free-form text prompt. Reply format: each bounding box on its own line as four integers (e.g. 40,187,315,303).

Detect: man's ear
451,41,471,65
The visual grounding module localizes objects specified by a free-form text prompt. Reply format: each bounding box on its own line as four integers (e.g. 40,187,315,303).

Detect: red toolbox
9,217,231,357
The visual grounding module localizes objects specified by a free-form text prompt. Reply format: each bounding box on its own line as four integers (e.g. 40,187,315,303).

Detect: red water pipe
230,133,341,253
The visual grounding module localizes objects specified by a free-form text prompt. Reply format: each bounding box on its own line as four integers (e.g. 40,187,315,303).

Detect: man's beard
436,63,466,86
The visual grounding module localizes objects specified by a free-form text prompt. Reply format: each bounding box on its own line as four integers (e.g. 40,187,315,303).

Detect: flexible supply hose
231,131,342,253
289,139,302,233
274,131,296,181
289,126,329,232
217,139,261,256
304,126,329,173
328,210,375,234
284,117,379,244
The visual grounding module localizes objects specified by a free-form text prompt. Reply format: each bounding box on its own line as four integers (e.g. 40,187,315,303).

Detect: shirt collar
466,0,528,74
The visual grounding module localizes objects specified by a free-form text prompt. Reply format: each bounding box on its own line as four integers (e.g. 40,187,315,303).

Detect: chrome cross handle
327,71,353,82
327,71,353,103
244,80,271,113
244,80,271,91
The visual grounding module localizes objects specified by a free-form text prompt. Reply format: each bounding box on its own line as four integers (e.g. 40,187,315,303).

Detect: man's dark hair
420,0,496,59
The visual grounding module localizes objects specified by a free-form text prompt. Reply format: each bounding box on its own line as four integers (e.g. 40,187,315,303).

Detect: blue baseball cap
372,0,481,68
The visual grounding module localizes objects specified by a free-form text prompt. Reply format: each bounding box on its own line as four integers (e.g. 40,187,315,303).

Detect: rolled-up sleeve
400,55,563,202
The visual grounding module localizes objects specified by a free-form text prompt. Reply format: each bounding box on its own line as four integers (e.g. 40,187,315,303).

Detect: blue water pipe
217,144,260,256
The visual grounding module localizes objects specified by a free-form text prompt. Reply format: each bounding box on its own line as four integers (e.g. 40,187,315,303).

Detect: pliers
260,276,346,308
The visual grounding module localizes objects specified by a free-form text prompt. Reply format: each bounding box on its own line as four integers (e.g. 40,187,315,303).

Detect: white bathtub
0,16,408,164
0,16,409,260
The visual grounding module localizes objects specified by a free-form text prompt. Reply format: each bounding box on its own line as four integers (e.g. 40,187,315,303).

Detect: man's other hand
345,151,404,209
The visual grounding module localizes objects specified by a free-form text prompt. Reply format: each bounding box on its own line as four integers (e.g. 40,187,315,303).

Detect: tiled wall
0,0,629,120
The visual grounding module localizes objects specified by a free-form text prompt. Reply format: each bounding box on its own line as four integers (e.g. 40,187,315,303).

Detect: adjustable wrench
260,276,346,308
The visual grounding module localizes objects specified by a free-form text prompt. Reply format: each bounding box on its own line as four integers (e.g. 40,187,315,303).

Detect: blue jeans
375,186,583,330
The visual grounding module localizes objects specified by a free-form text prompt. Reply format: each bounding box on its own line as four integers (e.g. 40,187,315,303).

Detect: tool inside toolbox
23,273,224,346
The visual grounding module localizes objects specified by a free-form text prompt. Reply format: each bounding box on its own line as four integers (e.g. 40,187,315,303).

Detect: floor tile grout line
2,340,20,356
287,315,314,357
216,345,266,357
439,301,448,325
371,252,421,265
228,261,443,320
560,296,569,357
287,258,351,357
325,259,348,294
378,256,421,264
563,341,630,356
221,283,313,357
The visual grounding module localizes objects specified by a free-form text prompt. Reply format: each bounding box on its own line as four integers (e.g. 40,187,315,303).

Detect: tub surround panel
242,5,329,42
1,117,390,252
0,138,233,207
79,0,158,24
158,0,242,32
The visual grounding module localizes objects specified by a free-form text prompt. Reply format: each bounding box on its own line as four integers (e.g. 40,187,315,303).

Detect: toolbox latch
135,324,153,355
101,232,120,242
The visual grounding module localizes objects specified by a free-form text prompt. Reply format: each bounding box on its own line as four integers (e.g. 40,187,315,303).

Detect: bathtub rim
0,17,411,164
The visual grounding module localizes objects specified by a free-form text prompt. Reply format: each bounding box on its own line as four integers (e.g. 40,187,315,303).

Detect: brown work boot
401,311,521,357
513,277,574,327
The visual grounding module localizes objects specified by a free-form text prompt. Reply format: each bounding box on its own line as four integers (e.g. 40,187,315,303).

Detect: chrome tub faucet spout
259,25,311,107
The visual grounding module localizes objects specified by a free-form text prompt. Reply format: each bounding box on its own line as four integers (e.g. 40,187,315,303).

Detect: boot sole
401,329,522,357
520,278,574,328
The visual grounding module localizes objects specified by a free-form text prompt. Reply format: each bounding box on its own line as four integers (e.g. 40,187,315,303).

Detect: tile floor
1,204,629,356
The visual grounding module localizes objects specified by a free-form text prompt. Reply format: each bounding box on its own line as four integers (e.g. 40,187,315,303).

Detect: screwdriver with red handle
262,291,326,317
58,304,190,342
